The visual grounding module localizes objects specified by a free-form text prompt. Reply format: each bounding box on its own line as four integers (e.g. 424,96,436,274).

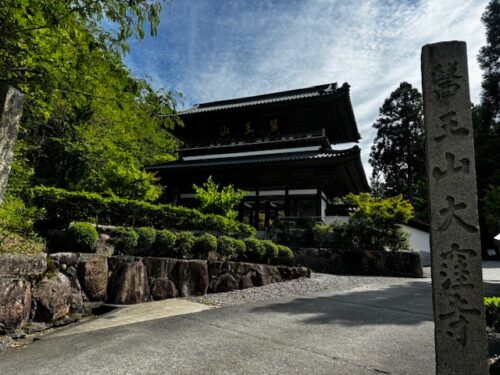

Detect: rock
173,260,208,297
239,274,254,289
33,272,72,322
49,252,80,267
252,264,282,286
20,321,49,335
0,254,47,279
78,256,108,301
0,335,14,352
0,279,31,333
96,233,114,257
209,273,238,293
143,257,177,279
277,266,292,280
150,277,178,300
107,261,149,304
290,267,311,279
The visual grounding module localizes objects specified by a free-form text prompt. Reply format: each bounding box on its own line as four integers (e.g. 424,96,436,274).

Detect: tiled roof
180,82,346,115
146,146,359,170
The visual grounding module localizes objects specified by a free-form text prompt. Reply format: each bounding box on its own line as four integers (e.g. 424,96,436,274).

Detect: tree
0,0,179,201
369,82,425,216
193,176,247,220
473,0,500,247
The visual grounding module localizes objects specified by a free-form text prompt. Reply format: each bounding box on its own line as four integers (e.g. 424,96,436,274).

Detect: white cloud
126,0,489,180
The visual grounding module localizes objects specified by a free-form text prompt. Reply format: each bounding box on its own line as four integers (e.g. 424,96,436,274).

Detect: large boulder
150,277,178,300
0,254,46,279
252,264,282,286
0,279,31,333
107,261,149,304
173,260,208,297
209,273,238,293
78,256,108,301
33,272,72,322
290,266,311,279
143,257,177,279
49,252,80,268
239,273,254,289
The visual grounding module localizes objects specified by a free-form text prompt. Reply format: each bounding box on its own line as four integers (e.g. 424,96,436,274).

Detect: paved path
2,262,500,375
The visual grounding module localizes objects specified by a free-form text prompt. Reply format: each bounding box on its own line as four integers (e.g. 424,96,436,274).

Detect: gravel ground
188,271,428,307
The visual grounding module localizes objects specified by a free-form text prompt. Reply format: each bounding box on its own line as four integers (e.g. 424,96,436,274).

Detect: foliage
0,194,43,241
135,227,156,256
65,222,98,253
474,1,500,247
276,245,294,266
243,238,265,262
369,82,426,218
484,185,500,235
0,231,45,256
313,223,331,249
485,297,500,331
152,229,176,257
233,239,246,261
32,186,255,237
217,235,237,259
193,176,247,220
342,193,413,251
110,227,138,255
261,240,278,263
0,0,179,203
193,233,217,259
174,231,195,259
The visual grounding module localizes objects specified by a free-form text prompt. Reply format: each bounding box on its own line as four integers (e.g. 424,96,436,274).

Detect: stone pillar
0,84,24,204
421,41,488,374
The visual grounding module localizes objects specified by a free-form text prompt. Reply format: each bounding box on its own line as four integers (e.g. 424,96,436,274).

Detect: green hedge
65,222,98,253
32,186,255,237
485,297,500,331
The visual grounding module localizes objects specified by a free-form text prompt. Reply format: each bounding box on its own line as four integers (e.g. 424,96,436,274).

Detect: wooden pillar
316,189,322,219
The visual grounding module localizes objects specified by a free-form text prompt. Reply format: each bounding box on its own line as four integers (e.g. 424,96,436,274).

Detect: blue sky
124,0,489,178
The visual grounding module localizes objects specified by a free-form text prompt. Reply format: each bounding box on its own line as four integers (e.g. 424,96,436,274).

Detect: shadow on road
250,280,434,327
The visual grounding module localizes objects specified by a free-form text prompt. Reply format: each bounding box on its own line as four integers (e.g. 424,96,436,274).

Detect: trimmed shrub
276,244,294,266
244,237,265,262
135,227,156,256
193,233,217,259
111,227,138,255
233,239,246,261
261,240,278,263
174,231,196,259
32,186,255,238
485,297,500,329
65,222,98,253
152,229,176,257
218,235,236,259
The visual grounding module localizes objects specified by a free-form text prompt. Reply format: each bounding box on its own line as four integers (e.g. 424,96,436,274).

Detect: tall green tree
474,0,500,245
0,0,179,201
369,82,426,218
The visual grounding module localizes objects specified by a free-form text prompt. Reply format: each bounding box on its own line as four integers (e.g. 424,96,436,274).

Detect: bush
111,227,138,255
261,240,278,263
135,227,156,256
152,229,176,257
217,235,235,259
31,186,255,238
65,222,98,253
485,297,500,329
193,233,217,259
313,223,331,248
276,245,294,266
233,239,246,260
174,231,196,259
244,237,265,262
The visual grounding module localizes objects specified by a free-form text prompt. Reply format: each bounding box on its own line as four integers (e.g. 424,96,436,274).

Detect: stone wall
0,253,310,335
294,249,423,278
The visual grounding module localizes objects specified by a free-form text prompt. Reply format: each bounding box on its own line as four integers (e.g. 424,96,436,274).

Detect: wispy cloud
125,0,488,178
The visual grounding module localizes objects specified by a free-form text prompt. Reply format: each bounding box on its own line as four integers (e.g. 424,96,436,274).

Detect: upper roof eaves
180,82,346,115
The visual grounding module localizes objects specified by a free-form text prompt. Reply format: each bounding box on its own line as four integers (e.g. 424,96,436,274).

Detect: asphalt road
2,264,500,375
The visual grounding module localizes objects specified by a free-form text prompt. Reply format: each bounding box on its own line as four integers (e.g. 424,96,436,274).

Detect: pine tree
369,82,425,210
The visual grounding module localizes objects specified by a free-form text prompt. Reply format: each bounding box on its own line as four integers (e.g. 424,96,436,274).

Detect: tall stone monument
421,41,488,374
0,84,23,204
